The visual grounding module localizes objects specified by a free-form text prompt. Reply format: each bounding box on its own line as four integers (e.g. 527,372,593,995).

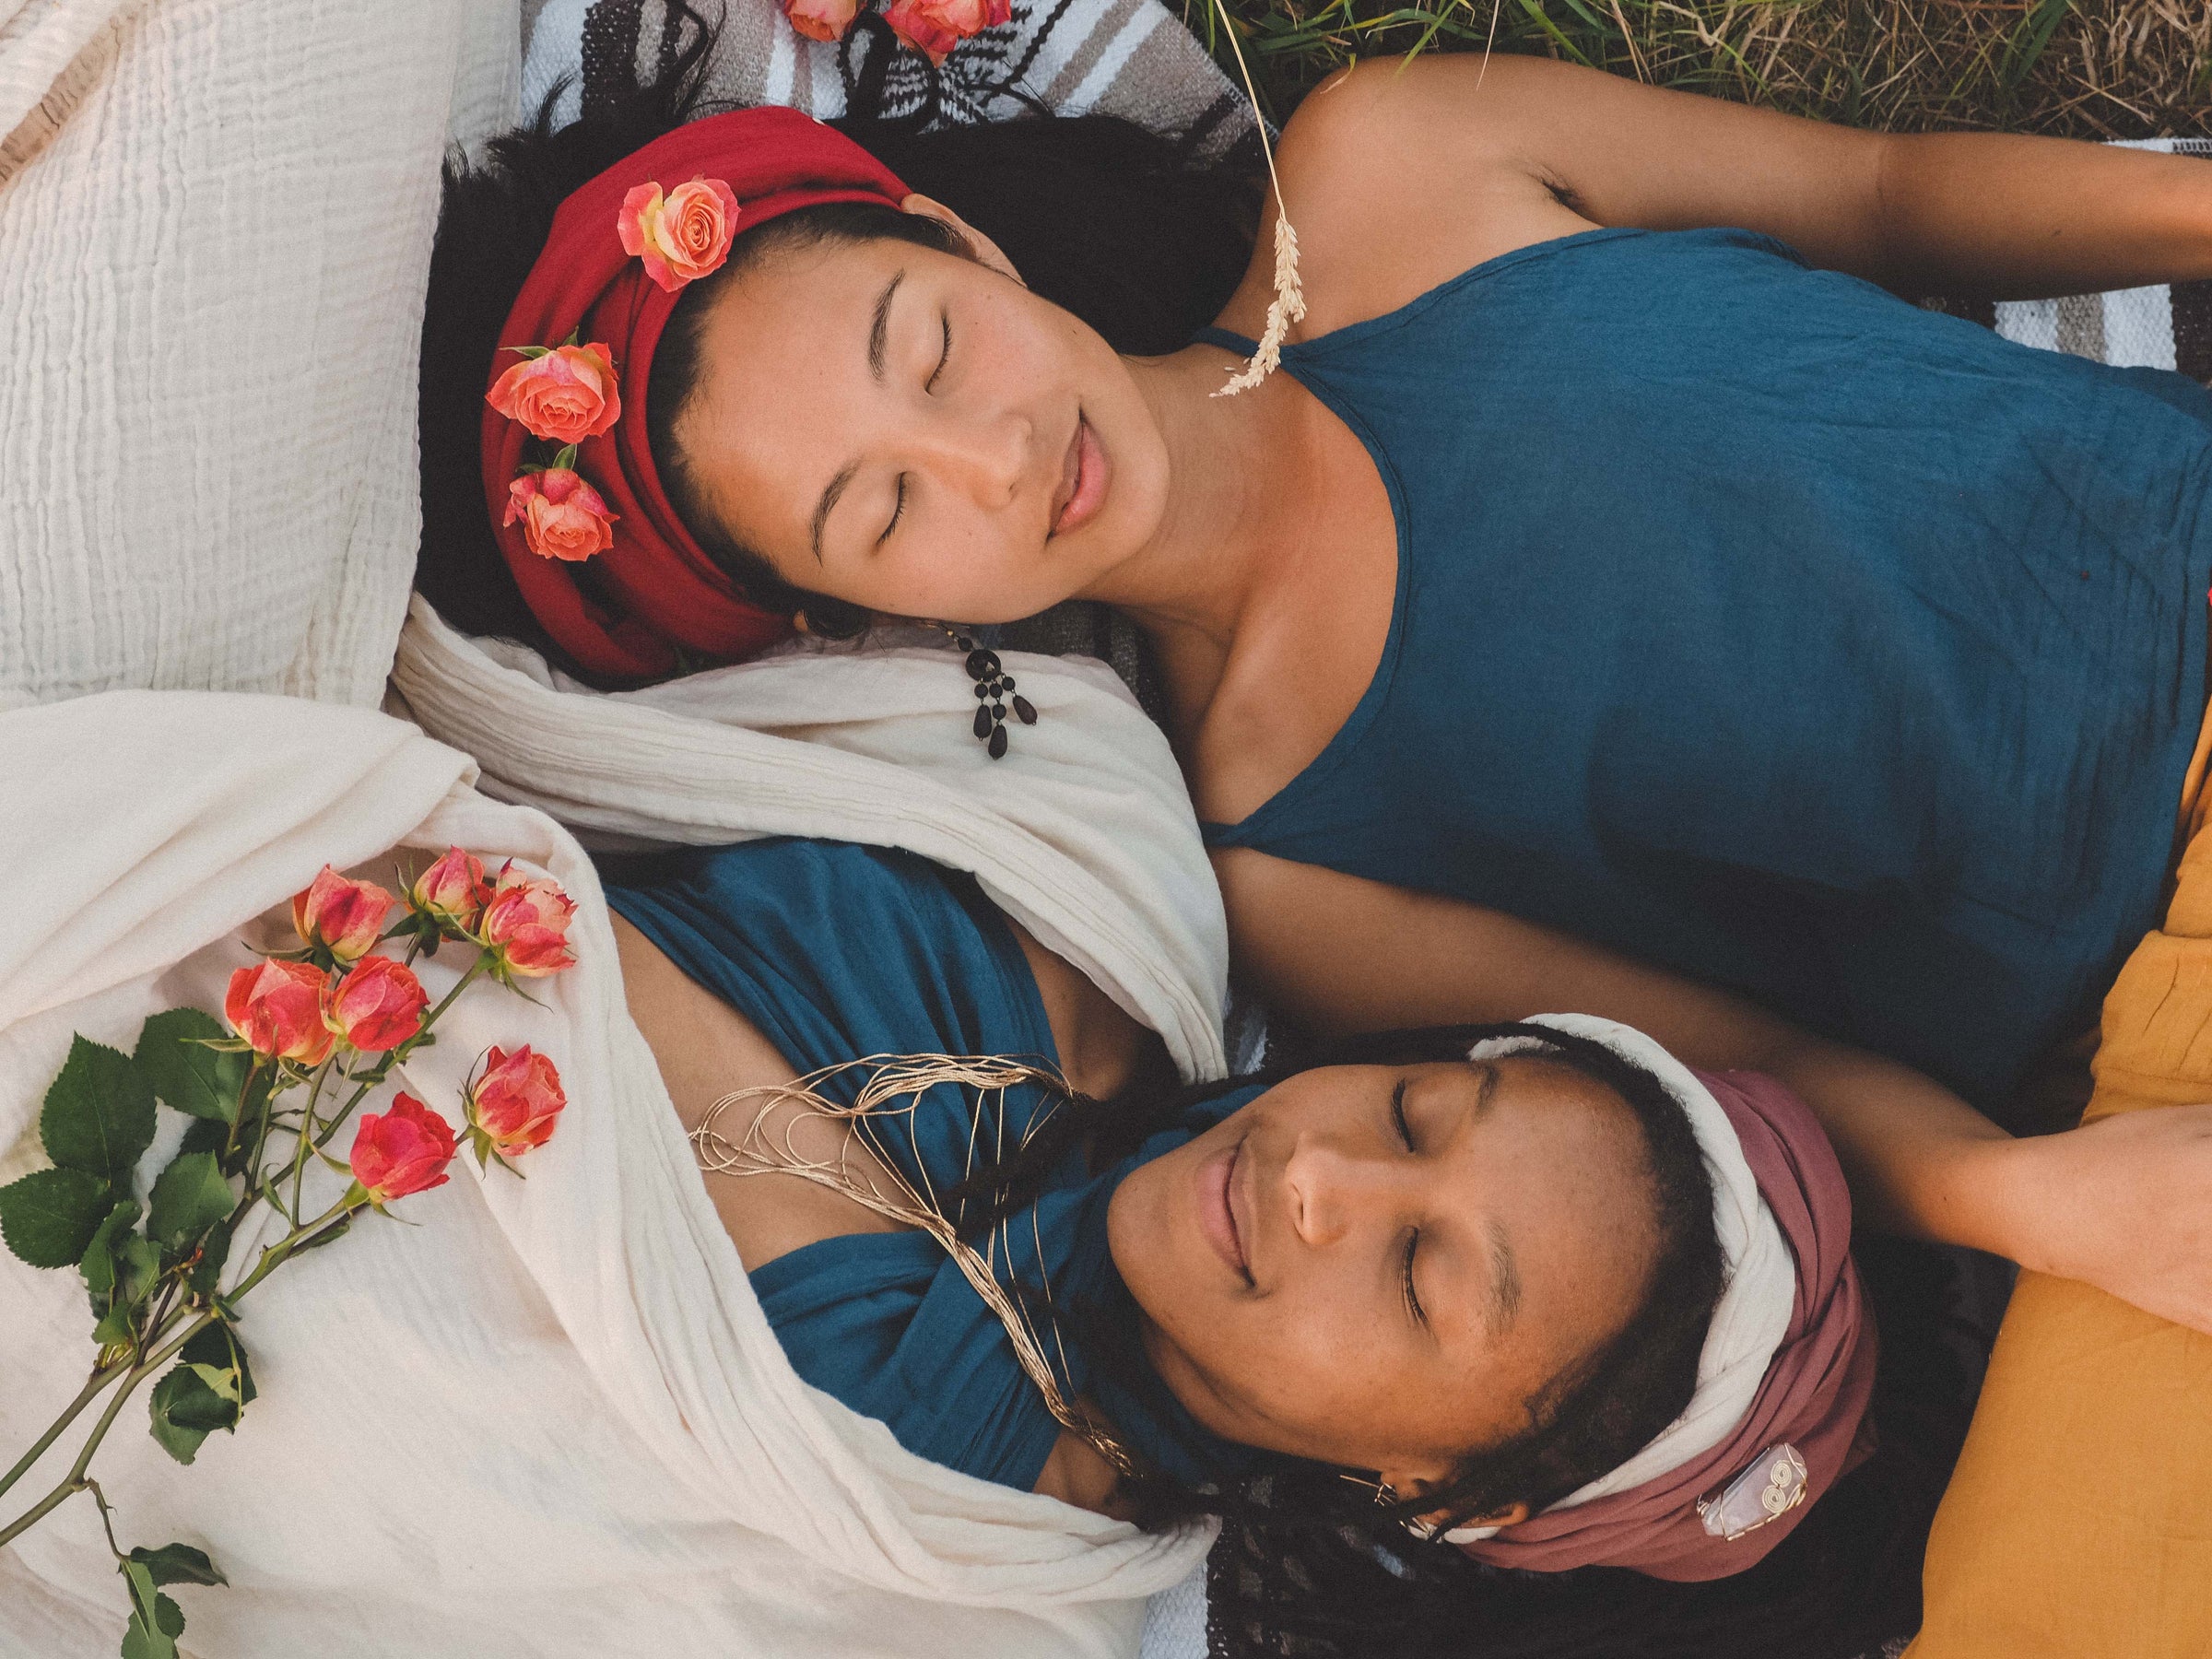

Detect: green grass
1196,0,2212,137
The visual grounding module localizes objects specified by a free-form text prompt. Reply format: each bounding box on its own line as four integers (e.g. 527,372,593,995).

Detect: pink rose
883,0,1006,63
408,846,490,935
349,1094,457,1206
477,863,579,979
781,0,860,41
503,469,618,564
225,960,337,1065
322,955,429,1053
467,1045,568,1159
617,177,741,294
485,342,622,445
290,865,394,963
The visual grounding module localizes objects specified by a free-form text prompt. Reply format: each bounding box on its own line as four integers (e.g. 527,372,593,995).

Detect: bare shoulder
1213,54,1597,340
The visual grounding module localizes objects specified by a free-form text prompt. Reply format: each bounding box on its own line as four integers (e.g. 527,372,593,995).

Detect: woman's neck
1077,347,1321,721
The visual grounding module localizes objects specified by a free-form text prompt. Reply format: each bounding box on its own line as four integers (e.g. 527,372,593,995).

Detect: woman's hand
1998,1105,2212,1335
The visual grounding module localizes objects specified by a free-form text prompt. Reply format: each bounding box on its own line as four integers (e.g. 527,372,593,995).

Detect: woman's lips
1198,1141,1253,1284
1050,415,1108,536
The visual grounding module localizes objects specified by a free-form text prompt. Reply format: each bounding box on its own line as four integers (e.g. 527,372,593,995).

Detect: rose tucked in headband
1453,1015,1877,1582
480,107,912,682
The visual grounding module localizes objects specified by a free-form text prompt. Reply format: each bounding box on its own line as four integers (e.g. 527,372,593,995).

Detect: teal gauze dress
602,836,1260,1492
1198,227,2212,1116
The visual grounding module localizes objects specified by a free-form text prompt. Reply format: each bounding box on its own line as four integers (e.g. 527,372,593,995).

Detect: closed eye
1403,1230,1427,1327
1392,1079,1427,1326
879,476,907,545
926,312,951,393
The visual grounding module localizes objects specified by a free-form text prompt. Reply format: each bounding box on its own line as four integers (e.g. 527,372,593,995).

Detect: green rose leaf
147,1373,226,1465
147,1153,233,1252
117,1574,184,1659
181,1322,256,1409
92,1303,137,1348
0,1167,111,1268
175,1116,229,1160
135,1010,247,1124
78,1198,144,1295
42,1037,157,1177
126,1543,225,1589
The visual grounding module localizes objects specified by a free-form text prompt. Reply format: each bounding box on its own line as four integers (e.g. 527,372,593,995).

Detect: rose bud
407,846,490,935
781,0,860,41
477,863,578,978
467,1045,568,1159
485,342,621,446
348,1094,458,1206
290,865,394,963
883,0,1006,63
504,468,618,564
617,177,740,294
225,959,338,1065
322,955,429,1053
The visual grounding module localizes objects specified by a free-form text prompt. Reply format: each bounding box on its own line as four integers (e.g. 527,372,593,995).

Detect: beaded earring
938,626,1037,759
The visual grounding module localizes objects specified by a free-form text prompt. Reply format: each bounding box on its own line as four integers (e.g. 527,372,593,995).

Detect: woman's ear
1383,1466,1532,1535
900,193,1027,287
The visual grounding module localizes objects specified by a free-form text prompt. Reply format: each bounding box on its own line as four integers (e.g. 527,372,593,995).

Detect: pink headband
480,107,912,681
1460,1058,1876,1581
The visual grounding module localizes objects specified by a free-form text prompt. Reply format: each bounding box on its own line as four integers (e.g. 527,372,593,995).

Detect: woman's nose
1281,1133,1403,1248
921,405,1030,507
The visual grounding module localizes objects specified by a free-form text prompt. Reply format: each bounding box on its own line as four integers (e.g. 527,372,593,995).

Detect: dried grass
1197,0,2212,137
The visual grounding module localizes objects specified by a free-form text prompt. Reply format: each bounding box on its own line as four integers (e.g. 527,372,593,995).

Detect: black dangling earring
937,625,1037,759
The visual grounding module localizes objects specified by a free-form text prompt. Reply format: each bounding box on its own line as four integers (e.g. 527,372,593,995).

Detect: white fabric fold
391,598,1230,1082
0,690,1208,1659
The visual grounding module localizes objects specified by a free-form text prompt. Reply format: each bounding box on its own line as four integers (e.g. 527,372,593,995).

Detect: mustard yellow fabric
1910,724,2212,1659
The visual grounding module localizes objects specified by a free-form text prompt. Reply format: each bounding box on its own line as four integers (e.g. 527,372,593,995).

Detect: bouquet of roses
0,850,577,1659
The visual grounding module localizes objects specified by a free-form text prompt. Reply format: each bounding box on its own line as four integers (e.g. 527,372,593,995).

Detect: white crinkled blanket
0,691,1211,1659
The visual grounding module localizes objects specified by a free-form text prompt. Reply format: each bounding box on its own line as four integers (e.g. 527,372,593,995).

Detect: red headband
479,107,912,681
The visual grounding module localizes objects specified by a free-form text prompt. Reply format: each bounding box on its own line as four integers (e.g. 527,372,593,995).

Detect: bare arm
1218,848,2212,1331
1272,53,2212,315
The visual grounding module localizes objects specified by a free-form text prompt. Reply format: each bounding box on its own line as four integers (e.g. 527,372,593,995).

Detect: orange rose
348,1094,457,1206
781,0,860,41
477,863,578,979
467,1045,568,1159
290,865,394,963
503,468,618,564
617,177,741,294
882,0,1006,63
225,959,337,1065
486,342,621,445
322,955,428,1053
407,846,490,935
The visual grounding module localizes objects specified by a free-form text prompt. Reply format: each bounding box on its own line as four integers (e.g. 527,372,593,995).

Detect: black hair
416,0,1259,672
940,1022,1726,1546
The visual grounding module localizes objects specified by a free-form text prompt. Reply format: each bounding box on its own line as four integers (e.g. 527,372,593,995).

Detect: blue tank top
601,837,1259,1492
1200,227,2212,1112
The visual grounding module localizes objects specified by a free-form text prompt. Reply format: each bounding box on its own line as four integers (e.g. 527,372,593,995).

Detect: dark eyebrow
867,269,905,383
1471,1060,1501,1116
809,462,858,566
1485,1217,1523,1335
